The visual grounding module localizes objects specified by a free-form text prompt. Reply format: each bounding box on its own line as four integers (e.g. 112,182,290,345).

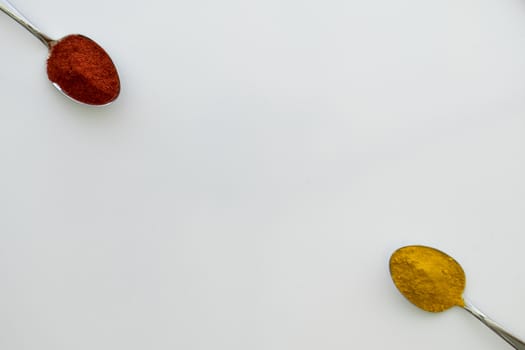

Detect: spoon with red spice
0,0,120,105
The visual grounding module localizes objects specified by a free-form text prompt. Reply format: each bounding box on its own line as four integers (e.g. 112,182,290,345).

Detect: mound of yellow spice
389,245,466,312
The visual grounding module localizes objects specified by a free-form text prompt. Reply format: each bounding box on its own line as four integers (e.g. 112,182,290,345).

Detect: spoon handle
0,0,54,47
463,300,525,350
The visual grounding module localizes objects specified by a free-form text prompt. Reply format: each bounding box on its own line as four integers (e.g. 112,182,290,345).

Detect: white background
1,0,525,349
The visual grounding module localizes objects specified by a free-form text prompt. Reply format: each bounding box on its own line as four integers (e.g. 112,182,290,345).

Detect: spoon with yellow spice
389,245,525,349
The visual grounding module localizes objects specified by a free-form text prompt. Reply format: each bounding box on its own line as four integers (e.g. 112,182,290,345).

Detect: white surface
1,0,525,348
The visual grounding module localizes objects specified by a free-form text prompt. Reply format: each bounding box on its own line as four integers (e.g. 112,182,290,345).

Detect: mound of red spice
46,34,120,105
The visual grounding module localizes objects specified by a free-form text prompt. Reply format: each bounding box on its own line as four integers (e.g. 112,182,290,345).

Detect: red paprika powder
47,34,120,105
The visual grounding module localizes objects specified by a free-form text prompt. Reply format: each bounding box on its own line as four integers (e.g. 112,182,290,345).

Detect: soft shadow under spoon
389,245,525,349
0,0,120,105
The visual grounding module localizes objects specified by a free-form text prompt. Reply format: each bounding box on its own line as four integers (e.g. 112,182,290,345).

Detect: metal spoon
389,245,525,349
0,0,120,105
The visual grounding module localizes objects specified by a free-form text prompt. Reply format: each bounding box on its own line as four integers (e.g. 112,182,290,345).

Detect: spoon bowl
390,245,465,312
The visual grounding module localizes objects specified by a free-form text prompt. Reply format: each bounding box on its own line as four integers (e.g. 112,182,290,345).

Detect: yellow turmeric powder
389,245,466,312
